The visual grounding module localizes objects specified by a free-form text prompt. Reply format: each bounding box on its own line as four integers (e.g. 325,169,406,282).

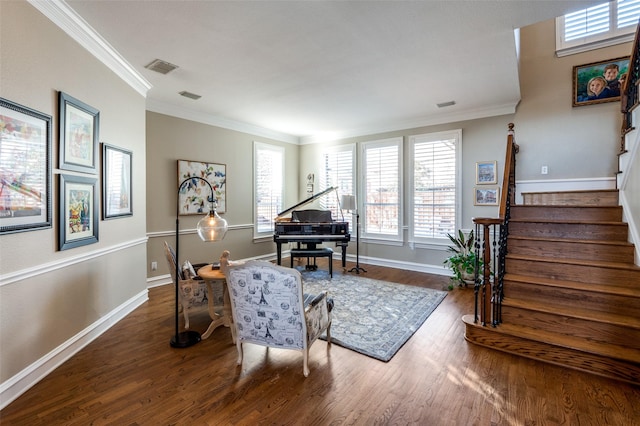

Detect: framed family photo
102,143,132,219
476,161,497,184
573,56,629,107
177,159,226,215
0,97,52,234
474,187,499,206
59,174,99,250
59,91,100,173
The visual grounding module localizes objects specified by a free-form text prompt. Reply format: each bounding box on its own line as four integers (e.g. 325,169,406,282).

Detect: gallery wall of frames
0,93,132,250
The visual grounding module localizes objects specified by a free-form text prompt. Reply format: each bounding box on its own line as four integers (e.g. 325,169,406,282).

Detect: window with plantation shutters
254,142,283,237
409,130,460,243
556,0,640,56
361,137,402,241
320,144,355,230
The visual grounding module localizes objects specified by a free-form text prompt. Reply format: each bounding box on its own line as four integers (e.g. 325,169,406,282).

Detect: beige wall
145,112,299,280
0,1,147,384
516,18,631,180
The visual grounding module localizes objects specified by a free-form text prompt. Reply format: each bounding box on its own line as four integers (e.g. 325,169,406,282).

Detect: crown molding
146,99,300,145
299,102,518,144
28,0,151,97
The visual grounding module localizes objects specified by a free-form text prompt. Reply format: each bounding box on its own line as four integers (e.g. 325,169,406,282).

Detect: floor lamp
172,177,228,348
341,195,366,274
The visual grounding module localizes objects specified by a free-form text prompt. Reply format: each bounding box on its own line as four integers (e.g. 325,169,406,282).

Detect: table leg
202,281,224,339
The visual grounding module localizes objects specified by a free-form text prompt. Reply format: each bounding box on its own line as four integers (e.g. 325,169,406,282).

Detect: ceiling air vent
179,91,202,100
145,59,178,74
436,100,456,108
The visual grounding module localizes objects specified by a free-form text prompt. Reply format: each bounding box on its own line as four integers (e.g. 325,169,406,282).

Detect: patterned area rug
300,270,447,362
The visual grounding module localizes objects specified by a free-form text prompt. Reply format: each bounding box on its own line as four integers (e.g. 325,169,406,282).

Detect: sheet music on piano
273,186,350,267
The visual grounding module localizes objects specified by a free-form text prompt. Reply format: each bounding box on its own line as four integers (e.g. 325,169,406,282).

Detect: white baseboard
341,254,450,277
0,289,148,410
515,177,616,204
619,190,640,264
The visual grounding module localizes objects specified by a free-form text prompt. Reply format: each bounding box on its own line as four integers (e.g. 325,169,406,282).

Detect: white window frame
360,137,403,244
408,130,462,248
253,141,284,239
320,144,356,229
556,0,640,57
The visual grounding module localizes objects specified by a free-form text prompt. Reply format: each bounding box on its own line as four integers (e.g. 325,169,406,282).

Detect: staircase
463,189,640,384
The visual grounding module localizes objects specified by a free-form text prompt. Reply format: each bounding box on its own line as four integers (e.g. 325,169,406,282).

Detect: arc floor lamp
341,195,366,274
172,176,228,348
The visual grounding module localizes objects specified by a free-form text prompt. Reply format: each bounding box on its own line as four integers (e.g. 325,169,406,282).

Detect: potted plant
443,229,480,288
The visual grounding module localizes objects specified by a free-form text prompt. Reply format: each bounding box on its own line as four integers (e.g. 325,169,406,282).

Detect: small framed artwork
102,143,132,219
177,160,226,215
0,98,52,234
573,56,629,107
59,91,100,173
476,161,497,184
474,187,499,206
59,174,99,250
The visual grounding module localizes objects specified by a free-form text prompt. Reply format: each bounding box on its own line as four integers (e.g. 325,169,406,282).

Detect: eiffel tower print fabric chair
225,260,333,377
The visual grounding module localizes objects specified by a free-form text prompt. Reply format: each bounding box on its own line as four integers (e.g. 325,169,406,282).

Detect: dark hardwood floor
2,260,639,425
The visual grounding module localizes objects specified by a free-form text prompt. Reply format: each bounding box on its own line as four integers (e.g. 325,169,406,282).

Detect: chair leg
329,256,333,277
326,322,332,344
183,304,190,330
303,348,310,377
236,341,244,366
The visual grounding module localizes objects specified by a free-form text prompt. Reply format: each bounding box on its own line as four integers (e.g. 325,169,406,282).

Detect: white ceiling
62,0,598,143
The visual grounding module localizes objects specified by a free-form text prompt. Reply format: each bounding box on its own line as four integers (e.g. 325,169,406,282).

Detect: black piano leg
276,243,282,265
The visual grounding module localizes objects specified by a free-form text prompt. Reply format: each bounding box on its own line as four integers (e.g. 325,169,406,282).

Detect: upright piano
273,187,350,266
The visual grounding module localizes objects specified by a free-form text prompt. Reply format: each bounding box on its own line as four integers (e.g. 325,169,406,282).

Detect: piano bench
290,248,333,277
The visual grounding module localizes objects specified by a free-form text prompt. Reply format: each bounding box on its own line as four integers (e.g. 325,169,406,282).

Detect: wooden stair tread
463,315,640,364
507,253,640,271
509,218,627,225
508,235,634,247
504,273,640,297
502,297,640,330
521,189,618,195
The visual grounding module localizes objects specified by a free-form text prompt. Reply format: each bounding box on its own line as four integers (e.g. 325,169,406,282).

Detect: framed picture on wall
59,91,100,173
59,174,99,250
0,97,52,234
102,143,132,219
474,187,499,206
476,161,497,184
573,56,629,107
177,159,226,215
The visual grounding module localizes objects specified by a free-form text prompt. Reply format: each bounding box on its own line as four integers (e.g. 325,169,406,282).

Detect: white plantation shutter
410,131,460,242
557,0,640,55
564,3,610,41
254,142,283,236
618,0,640,28
361,138,402,241
321,145,355,229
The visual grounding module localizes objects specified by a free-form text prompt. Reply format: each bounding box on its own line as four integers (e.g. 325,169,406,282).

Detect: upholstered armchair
163,241,210,331
225,260,332,377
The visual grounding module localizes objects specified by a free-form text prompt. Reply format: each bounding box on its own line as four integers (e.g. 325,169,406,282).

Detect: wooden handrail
472,123,518,326
498,123,519,220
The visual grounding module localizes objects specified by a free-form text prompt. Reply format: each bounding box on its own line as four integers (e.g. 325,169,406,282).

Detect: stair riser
506,257,640,287
509,222,628,241
464,322,640,384
501,306,640,350
522,191,619,206
511,206,623,221
507,238,635,263
505,280,640,318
